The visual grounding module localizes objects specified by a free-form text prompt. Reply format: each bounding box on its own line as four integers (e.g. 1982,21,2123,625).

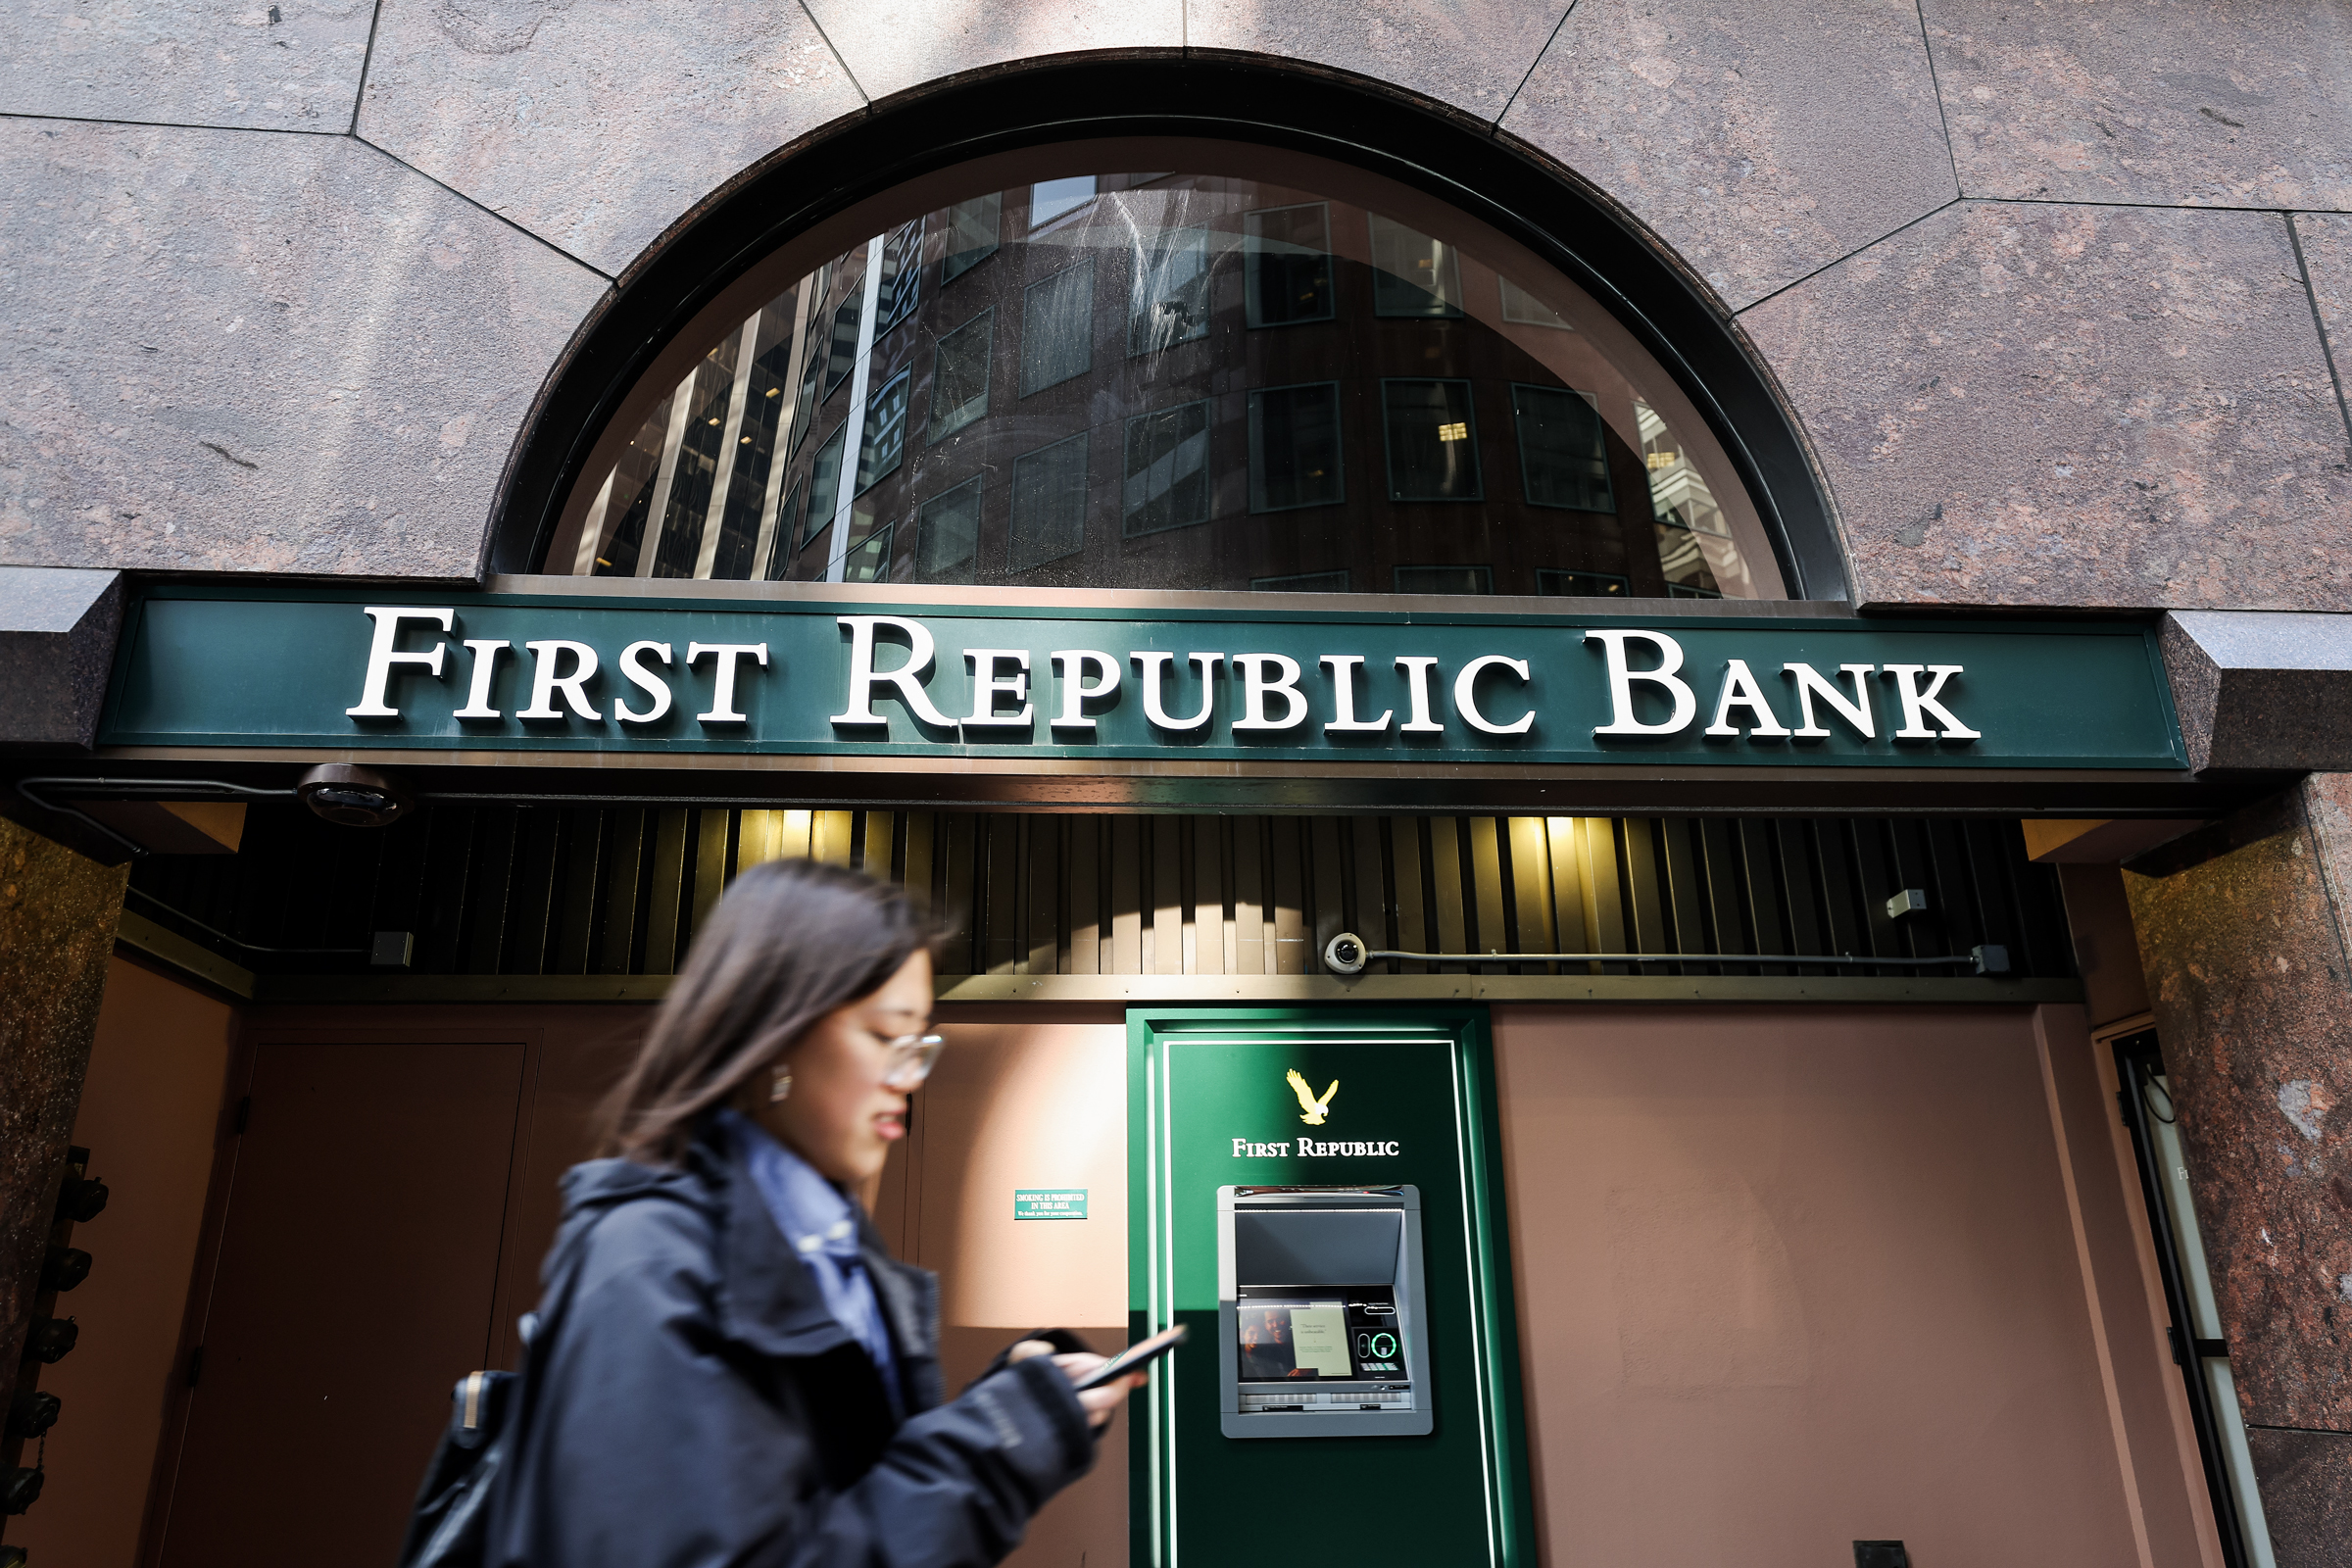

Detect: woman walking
484,859,1136,1566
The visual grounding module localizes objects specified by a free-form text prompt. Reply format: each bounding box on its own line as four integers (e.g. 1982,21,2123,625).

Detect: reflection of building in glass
557,162,1782,600
1637,399,1749,600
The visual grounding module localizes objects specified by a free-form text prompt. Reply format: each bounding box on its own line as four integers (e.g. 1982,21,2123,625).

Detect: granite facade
357,0,866,277
2294,211,2352,444
1742,202,2352,611
2126,777,2352,1512
1190,0,1562,126
0,0,373,133
0,119,607,578
1923,0,2352,211
2244,1426,2352,1567
1502,0,1958,311
2163,610,2352,773
808,0,1181,104
0,566,121,751
0,7,2345,616
0,816,126,1423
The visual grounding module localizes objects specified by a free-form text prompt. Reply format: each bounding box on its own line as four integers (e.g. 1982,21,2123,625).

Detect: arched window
539,138,1796,602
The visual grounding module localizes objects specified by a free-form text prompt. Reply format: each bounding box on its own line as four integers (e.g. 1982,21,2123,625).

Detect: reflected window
1538,568,1628,598
1132,226,1210,357
1010,432,1089,569
761,476,803,580
1512,384,1613,514
823,271,863,400
1382,379,1480,503
856,370,910,496
1124,401,1212,536
556,145,1789,601
1022,260,1096,397
928,308,994,443
942,194,1001,284
1395,564,1491,595
649,347,738,578
917,477,983,583
802,422,847,555
1253,569,1350,593
587,390,669,576
1245,203,1334,327
708,306,797,581
1369,215,1462,318
876,220,923,334
842,514,892,584
1249,383,1344,513
1498,276,1574,329
788,325,823,458
1640,398,1748,598
1031,176,1097,228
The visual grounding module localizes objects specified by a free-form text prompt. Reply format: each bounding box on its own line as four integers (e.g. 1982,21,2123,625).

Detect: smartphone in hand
1071,1324,1189,1390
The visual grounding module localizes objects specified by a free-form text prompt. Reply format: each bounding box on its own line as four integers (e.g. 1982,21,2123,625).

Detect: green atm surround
1126,1006,1536,1568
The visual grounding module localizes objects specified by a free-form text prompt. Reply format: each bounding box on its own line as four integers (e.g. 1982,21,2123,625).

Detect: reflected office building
558,151,1779,602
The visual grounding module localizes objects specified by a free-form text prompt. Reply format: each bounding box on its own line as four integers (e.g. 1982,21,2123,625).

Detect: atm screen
1234,1286,1406,1383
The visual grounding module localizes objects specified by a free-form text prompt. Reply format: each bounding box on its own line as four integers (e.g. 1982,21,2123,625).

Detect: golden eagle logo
1286,1069,1339,1126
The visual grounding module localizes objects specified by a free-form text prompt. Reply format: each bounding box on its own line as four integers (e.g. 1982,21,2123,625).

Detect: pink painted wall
1491,1003,2209,1568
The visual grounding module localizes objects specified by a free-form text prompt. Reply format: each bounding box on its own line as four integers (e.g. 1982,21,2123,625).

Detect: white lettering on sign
1785,662,1875,739
613,640,675,723
518,639,601,721
961,648,1033,732
1586,633,1977,744
1394,657,1445,733
1883,663,1983,741
1453,655,1535,736
451,638,509,721
1135,651,1221,731
1586,628,1695,736
1048,650,1119,730
347,607,453,717
1230,1137,1401,1157
688,642,768,723
1232,654,1309,731
1704,658,1790,739
832,615,955,730
337,609,1982,749
1320,656,1393,733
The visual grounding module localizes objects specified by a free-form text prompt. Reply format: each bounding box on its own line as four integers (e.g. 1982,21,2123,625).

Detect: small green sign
1013,1189,1088,1220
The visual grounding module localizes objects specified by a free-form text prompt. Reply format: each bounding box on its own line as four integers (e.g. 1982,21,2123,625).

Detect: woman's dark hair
597,858,937,1164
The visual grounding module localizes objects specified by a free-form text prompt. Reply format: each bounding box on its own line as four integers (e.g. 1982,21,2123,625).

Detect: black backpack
395,1237,593,1568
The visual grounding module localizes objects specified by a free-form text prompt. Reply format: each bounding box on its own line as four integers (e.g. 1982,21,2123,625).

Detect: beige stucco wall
3,4,2349,609
1491,1001,2210,1566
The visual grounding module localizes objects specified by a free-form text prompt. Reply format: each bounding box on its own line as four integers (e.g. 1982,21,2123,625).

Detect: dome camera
1323,932,1368,975
296,764,413,828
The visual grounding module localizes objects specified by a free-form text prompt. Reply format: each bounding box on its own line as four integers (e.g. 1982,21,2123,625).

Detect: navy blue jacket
486,1127,1098,1567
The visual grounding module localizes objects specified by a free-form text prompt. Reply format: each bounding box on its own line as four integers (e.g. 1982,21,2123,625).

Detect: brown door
156,1038,526,1568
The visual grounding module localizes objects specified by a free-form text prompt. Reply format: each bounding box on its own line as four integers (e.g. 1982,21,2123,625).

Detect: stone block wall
0,1,2346,604
2128,779,2352,1562
0,816,127,1427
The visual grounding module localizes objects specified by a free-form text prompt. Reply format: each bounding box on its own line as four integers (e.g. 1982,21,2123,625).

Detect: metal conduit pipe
1321,933,2011,976
14,777,299,860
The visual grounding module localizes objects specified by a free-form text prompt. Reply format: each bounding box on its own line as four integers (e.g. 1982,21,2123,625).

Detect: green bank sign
101,587,2185,769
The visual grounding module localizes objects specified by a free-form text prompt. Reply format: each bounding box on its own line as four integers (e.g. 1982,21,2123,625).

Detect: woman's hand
1007,1340,1145,1430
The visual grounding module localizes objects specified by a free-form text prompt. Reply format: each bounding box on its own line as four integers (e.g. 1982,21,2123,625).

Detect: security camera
296,764,412,828
1323,932,1368,975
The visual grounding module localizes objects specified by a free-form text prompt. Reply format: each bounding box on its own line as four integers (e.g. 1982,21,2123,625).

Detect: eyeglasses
881,1032,946,1090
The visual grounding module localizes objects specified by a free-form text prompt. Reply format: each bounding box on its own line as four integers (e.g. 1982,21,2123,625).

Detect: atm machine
1217,1186,1433,1438
1129,1010,1533,1568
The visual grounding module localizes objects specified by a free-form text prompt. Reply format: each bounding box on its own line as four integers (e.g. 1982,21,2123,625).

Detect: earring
769,1067,793,1103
